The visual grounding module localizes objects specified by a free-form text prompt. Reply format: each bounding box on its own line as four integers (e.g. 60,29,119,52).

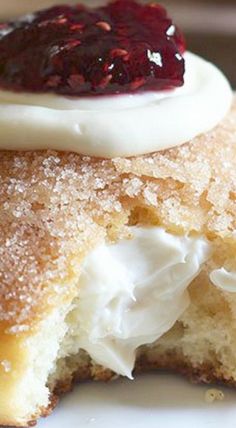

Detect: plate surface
39,373,236,428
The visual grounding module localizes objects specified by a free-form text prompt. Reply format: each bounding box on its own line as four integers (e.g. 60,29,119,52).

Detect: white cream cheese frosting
68,227,210,377
0,52,232,158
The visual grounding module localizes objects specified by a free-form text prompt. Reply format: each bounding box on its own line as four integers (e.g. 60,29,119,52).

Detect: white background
0,0,103,18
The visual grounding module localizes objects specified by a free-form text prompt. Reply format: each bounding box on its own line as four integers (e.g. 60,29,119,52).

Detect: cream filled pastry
0,1,236,427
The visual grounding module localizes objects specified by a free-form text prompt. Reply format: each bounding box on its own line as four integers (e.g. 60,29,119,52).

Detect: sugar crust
0,98,236,334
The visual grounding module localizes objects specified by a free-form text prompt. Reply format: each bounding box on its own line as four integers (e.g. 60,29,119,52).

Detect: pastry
0,1,235,426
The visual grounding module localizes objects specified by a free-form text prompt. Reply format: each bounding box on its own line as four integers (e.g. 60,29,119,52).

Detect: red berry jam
0,0,185,96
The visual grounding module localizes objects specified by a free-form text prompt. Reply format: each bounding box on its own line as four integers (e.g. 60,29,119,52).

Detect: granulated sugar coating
0,99,236,331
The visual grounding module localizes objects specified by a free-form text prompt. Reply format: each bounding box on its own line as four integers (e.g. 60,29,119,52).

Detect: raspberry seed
96,21,112,32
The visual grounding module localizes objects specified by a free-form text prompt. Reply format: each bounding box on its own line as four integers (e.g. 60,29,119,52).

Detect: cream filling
210,268,236,292
0,52,232,158
69,227,210,378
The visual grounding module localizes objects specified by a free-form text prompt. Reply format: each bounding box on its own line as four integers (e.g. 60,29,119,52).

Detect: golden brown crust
49,351,236,419
2,353,236,427
2,359,232,428
0,99,236,334
136,355,236,387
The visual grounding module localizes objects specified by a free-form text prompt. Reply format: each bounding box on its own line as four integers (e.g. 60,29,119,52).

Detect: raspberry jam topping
0,0,185,96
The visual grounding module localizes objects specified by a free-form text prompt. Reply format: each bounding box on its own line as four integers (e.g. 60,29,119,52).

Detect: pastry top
0,98,236,332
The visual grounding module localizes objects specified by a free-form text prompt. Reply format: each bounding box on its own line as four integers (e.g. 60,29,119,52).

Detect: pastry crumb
205,388,224,403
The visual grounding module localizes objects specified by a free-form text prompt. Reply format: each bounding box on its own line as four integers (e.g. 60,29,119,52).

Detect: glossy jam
0,0,185,96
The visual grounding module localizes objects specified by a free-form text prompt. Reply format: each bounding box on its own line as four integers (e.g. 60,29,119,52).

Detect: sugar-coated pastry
0,1,235,426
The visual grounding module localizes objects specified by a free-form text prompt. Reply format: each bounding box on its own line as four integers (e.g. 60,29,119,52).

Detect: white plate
39,373,236,428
